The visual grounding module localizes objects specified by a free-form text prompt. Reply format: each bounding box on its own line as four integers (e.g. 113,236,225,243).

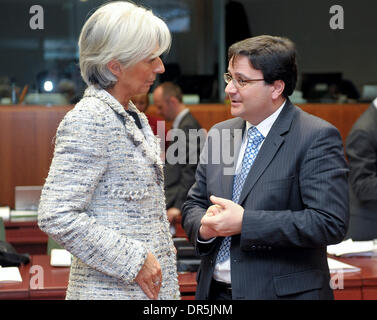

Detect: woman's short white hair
79,1,171,89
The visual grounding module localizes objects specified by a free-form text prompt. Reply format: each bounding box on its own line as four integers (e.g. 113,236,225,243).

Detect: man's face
153,87,173,121
225,55,275,125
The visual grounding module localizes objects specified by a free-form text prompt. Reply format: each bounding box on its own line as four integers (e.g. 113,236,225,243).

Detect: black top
126,110,143,129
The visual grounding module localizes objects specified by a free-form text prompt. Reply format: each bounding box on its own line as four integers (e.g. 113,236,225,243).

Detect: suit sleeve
38,108,147,284
346,129,377,202
240,125,349,249
173,126,204,210
182,131,221,256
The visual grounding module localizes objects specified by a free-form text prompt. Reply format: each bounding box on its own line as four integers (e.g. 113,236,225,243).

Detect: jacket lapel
83,86,163,180
221,118,245,199
237,100,296,205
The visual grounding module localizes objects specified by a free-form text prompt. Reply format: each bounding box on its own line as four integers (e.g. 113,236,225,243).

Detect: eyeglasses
224,73,264,88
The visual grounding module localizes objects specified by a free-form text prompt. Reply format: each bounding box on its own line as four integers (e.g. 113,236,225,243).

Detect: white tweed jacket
38,86,180,300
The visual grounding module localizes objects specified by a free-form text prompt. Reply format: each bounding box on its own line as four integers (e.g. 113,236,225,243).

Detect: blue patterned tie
216,126,264,264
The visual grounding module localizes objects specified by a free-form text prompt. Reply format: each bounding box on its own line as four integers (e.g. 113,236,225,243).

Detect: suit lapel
221,118,245,199
178,111,191,128
237,100,296,205
371,103,377,121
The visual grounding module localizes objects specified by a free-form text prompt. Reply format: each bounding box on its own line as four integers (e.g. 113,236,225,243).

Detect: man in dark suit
346,98,377,240
182,35,349,300
153,82,203,224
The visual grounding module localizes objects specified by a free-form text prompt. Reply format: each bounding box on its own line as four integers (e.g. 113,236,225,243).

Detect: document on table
0,267,22,283
10,210,38,222
0,207,10,221
50,249,72,267
327,257,361,273
327,238,377,257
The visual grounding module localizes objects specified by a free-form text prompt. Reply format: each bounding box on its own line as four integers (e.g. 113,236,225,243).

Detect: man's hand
198,204,223,240
200,195,244,238
205,204,223,217
135,252,162,300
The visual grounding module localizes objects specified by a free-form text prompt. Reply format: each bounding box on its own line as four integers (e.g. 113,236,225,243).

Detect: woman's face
118,52,165,98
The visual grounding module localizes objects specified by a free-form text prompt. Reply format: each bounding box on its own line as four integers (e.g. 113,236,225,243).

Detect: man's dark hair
228,35,298,98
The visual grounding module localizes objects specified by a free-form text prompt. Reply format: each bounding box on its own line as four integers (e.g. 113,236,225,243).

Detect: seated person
153,82,203,224
131,93,167,153
132,93,162,135
346,96,377,240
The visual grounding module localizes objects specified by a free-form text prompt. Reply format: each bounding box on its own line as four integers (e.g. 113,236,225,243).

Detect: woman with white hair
38,1,179,300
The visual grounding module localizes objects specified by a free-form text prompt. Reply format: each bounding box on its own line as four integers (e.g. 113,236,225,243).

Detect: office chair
0,217,5,242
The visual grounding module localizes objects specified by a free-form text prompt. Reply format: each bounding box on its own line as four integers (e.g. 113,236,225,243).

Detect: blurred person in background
346,96,377,240
153,82,203,225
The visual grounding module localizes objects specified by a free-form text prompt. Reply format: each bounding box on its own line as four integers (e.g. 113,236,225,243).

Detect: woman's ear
107,60,122,77
271,80,285,99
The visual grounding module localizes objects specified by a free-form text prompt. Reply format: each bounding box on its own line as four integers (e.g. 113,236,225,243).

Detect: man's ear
107,60,122,77
169,95,179,107
271,80,285,99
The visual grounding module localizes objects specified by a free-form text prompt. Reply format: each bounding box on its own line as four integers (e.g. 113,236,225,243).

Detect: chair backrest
0,217,5,242
47,237,63,255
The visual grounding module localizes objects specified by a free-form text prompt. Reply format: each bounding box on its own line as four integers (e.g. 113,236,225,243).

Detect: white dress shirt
201,100,286,284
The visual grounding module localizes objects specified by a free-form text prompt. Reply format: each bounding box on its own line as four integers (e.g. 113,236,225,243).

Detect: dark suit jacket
345,103,377,240
165,111,202,210
182,100,349,300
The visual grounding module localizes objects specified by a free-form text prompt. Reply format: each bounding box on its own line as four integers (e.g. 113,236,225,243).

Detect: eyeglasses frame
224,72,265,88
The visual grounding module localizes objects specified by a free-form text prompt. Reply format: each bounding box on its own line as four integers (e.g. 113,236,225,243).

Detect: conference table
331,256,377,300
0,261,30,299
4,220,48,255
0,255,197,300
29,255,198,300
1,254,377,300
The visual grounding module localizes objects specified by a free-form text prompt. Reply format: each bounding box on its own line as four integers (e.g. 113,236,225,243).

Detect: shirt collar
173,108,190,128
246,100,286,138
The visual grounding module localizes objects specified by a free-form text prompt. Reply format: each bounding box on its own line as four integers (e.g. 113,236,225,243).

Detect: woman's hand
135,252,162,300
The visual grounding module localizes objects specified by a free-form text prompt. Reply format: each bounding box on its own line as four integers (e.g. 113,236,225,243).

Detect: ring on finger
153,280,161,286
